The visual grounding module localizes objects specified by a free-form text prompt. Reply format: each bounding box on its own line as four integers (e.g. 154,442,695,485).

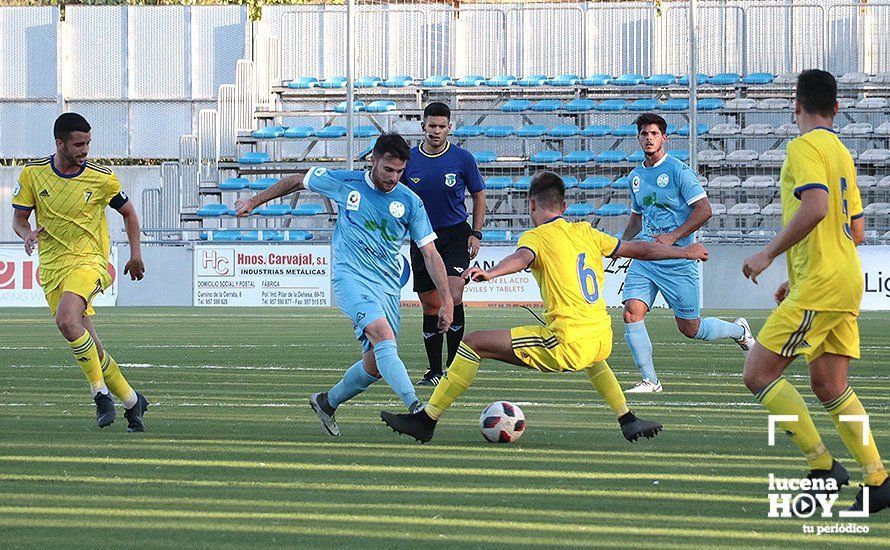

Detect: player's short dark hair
528,171,565,208
796,69,837,117
54,112,91,141
634,113,667,135
423,102,451,120
372,133,411,161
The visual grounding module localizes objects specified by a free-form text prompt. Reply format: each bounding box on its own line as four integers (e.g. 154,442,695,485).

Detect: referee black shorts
409,221,472,293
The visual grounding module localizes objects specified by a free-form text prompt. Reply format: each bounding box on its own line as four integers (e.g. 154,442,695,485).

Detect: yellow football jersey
516,217,620,344
12,156,124,292
780,128,863,312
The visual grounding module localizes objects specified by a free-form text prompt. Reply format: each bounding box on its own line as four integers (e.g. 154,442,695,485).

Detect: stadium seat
860,149,890,163
773,73,797,84
547,124,580,137
473,151,498,163
666,124,678,135
219,177,248,191
563,99,597,112
248,178,277,191
644,74,676,86
596,150,627,163
612,124,637,136
726,150,758,162
758,98,789,110
239,152,270,164
517,125,547,137
581,125,611,137
629,98,660,111
284,126,316,138
320,76,348,88
708,177,741,193
317,126,347,138
513,176,531,190
382,75,413,88
564,150,597,163
839,72,869,85
871,72,890,83
287,76,319,89
355,76,382,88
501,99,532,112
710,123,741,136
530,150,563,163
841,123,873,136
293,203,325,216
484,176,513,190
668,149,690,162
697,98,724,110
661,98,689,111
582,74,612,86
565,203,595,216
741,123,774,135
857,97,888,110
253,126,286,139
262,231,285,241
628,150,645,163
762,202,783,216
838,98,855,109
743,176,776,189
335,100,365,113
548,74,581,86
698,150,725,162
453,125,486,137
597,99,627,112
531,99,564,112
365,100,397,113
518,74,549,86
196,203,229,217
678,73,709,85
486,75,518,86
211,230,243,241
760,149,787,162
353,125,380,138
485,125,515,138
581,176,611,189
876,122,890,136
614,73,644,86
709,73,741,85
678,123,709,136
422,75,452,87
455,75,485,87
742,72,774,85
482,230,512,242
611,176,630,189
285,230,313,241
725,98,757,110
563,176,580,189
776,123,800,136
257,204,292,216
595,203,630,216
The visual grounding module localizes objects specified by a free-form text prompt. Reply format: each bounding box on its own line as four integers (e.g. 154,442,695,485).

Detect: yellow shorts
44,267,111,317
758,301,860,362
510,325,611,372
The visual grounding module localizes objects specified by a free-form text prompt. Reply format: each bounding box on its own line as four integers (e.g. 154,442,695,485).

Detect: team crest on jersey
313,167,327,177
444,173,457,187
389,201,405,218
346,190,361,211
12,183,20,197
657,173,669,187
632,176,641,193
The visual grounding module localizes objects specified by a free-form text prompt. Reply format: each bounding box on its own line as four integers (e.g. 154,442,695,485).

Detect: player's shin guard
426,342,480,420
69,331,108,396
328,360,379,408
585,361,630,417
823,386,889,486
100,353,137,408
624,320,658,383
421,314,444,374
755,376,833,470
445,304,466,368
373,340,420,410
694,317,745,341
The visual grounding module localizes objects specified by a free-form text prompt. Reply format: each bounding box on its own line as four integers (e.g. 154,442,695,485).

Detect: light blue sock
373,339,419,410
624,320,658,384
328,360,379,409
694,317,745,341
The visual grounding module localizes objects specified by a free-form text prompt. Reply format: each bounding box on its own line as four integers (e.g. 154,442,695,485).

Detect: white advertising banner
0,245,118,308
398,245,668,308
859,246,890,311
194,245,331,306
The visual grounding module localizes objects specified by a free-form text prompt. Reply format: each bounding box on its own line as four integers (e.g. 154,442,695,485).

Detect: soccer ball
479,401,526,443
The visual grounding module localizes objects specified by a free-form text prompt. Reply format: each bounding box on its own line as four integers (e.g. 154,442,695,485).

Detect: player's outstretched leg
380,409,437,443
585,361,662,442
623,318,661,393
124,392,149,433
311,359,381,436
686,316,754,354
620,412,663,442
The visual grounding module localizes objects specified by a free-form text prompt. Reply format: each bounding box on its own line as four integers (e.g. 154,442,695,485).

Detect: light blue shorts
622,259,701,320
333,277,401,353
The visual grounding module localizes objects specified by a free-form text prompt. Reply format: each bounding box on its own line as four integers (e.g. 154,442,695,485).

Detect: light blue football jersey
305,166,436,295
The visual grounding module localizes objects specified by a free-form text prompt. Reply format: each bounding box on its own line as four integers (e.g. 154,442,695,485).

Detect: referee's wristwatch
470,230,483,241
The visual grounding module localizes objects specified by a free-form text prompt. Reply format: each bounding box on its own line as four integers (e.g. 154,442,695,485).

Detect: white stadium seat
841,123,873,136
727,150,759,162
725,98,756,110
839,72,869,84
860,149,890,162
871,72,890,83
743,176,776,189
698,150,726,162
710,123,741,136
708,175,741,189
757,98,789,110
858,176,877,189
742,123,773,135
857,97,888,110
762,202,783,216
774,73,797,84
759,149,787,162
876,122,890,135
838,98,855,109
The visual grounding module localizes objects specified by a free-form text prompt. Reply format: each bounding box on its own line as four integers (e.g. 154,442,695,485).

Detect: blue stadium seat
287,77,319,89
742,72,774,85
518,74,549,86
611,177,630,189
353,125,380,138
239,152,270,164
196,203,229,217
612,124,638,137
239,231,261,242
661,98,690,111
563,99,597,112
596,150,627,163
473,151,498,163
596,203,630,216
287,230,313,241
629,99,660,111
382,75,413,88
548,74,581,86
531,150,562,163
248,177,278,191
284,126,316,138
578,125,609,137
317,126,347,138
355,76,382,88
677,123,709,136
678,73,709,85
253,126,286,139
597,99,627,112
668,149,690,162
453,125,486,138
485,176,513,190
531,99,564,112
709,73,741,85
335,100,365,113
320,76,347,88
485,125,516,138
697,98,724,111
547,124,580,137
563,176,580,189
365,100,397,113
455,75,485,87
517,125,547,137
263,230,285,242
582,74,612,86
564,150,596,163
422,75,452,87
486,75,518,86
628,150,645,163
482,230,512,242
666,124,678,135
565,203,595,216
645,74,677,86
256,204,292,216
293,203,325,216
212,230,243,241
614,73,644,86
219,177,248,191
501,99,532,112
580,175,611,189
513,176,531,190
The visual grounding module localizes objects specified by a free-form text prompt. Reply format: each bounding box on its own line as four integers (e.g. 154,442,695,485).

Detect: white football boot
625,380,663,394
733,317,756,356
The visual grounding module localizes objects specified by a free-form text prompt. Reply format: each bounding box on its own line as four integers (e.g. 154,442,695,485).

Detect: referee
403,102,486,386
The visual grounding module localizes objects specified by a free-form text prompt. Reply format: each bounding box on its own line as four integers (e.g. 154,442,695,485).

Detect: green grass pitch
1,307,888,548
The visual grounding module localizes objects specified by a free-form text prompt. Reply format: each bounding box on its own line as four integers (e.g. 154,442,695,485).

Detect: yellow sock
69,331,107,396
823,386,888,486
756,376,833,470
101,353,137,408
585,361,630,417
426,342,481,420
